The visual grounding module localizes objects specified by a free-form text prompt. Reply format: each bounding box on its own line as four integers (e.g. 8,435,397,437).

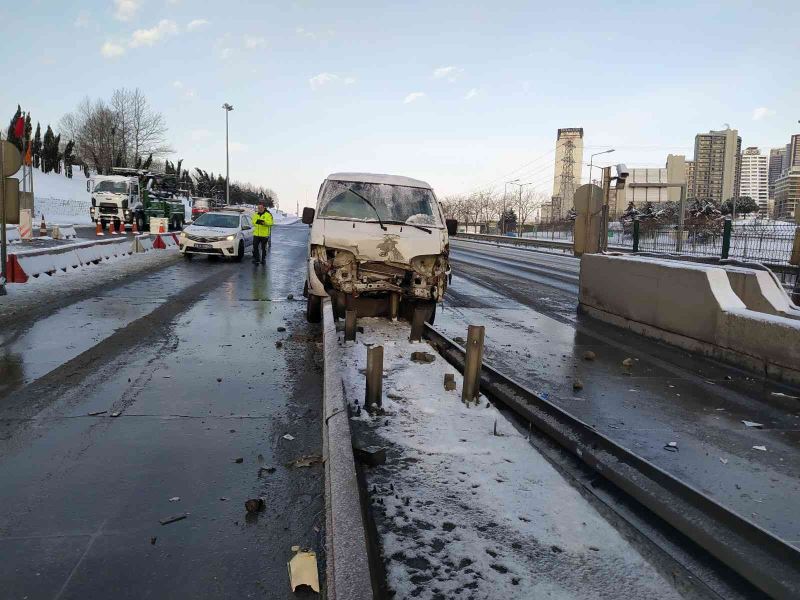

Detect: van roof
325,172,432,190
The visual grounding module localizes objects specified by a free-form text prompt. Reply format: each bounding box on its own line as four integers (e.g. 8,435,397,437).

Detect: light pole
222,103,233,205
588,149,615,186
508,180,533,236
502,179,519,234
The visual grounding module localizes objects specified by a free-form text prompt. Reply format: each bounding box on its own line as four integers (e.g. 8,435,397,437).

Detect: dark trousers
253,236,268,262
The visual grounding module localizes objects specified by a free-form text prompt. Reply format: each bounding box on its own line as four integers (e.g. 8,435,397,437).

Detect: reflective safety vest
252,210,273,237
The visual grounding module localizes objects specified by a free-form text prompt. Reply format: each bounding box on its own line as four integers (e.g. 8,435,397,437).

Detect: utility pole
508,181,532,236
222,103,234,205
503,179,518,235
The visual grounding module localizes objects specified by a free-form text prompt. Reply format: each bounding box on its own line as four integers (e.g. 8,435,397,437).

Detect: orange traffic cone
131,219,139,234
95,220,104,236
39,215,47,237
111,220,119,235
158,220,166,234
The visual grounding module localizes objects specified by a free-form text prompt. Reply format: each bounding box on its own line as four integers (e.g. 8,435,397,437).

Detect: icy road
0,225,323,599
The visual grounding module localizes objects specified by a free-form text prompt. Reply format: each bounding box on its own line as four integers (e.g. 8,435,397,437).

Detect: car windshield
318,180,442,226
192,213,239,228
94,180,128,194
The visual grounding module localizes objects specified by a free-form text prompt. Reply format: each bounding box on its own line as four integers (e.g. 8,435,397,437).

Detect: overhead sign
2,141,22,177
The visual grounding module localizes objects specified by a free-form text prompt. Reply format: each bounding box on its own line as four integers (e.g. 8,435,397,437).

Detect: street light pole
508,180,533,236
503,179,519,235
588,149,615,187
222,103,234,205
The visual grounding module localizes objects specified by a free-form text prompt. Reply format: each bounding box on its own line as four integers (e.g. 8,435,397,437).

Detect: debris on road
410,351,435,363
258,466,276,476
110,412,121,418
234,457,244,463
150,537,157,545
287,294,294,300
288,546,320,593
287,455,323,469
664,441,679,452
283,433,295,441
573,379,584,391
353,445,386,467
245,498,265,513
720,458,728,464
88,410,107,416
169,496,180,502
159,514,187,526
752,445,767,452
217,377,223,383
443,373,456,391
276,341,283,348
622,358,634,367
741,420,764,428
278,326,286,332
771,392,798,400
582,350,596,361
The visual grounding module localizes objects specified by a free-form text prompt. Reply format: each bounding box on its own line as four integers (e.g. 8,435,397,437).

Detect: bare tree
128,88,171,163
517,189,547,235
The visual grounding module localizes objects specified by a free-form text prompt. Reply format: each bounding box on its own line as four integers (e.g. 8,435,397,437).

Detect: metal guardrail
423,323,800,599
456,232,576,252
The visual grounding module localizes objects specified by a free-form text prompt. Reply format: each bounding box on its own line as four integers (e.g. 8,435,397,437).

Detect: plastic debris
663,441,678,452
573,379,584,391
752,445,767,452
88,410,107,416
110,412,121,418
287,455,323,469
283,434,295,441
771,392,798,400
287,546,320,593
169,497,180,502
159,514,187,525
719,457,728,464
741,420,763,428
621,358,635,367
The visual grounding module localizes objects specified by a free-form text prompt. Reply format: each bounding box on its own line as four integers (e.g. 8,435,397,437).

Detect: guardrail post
632,218,640,253
721,218,732,259
461,325,485,405
365,345,383,412
344,309,357,341
409,306,426,342
389,292,400,321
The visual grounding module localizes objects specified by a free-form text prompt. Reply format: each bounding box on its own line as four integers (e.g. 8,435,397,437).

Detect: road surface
441,237,800,549
0,224,323,599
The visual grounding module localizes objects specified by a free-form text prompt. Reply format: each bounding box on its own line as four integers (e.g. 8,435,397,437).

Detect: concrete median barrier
579,254,800,385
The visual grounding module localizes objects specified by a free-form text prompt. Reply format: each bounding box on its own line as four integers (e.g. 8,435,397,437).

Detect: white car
179,210,253,261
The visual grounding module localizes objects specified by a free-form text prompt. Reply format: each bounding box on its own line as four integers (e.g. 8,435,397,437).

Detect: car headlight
180,232,186,238
226,235,235,241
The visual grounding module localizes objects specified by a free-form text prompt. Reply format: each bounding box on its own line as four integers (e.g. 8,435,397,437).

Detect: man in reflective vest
251,203,273,264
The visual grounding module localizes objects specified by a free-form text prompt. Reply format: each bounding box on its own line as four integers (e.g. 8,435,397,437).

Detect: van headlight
226,235,235,241
180,232,187,238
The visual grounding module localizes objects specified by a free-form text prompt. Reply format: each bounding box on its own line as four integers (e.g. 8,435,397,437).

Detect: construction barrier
51,225,78,240
152,233,179,250
5,238,135,283
4,224,21,243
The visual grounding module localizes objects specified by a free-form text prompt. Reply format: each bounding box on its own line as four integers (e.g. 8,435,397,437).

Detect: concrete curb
321,298,374,600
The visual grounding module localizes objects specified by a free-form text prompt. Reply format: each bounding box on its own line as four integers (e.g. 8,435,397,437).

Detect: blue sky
1,0,798,209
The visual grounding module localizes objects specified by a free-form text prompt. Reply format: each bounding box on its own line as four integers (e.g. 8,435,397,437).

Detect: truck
88,168,186,232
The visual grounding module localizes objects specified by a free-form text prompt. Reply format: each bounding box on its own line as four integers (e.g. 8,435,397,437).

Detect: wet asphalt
0,224,324,599
443,238,800,549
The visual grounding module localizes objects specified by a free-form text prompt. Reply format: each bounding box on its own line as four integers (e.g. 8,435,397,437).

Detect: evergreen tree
42,125,55,173
142,153,153,169
32,123,42,168
63,141,75,178
24,114,32,150
53,133,62,174
6,105,23,151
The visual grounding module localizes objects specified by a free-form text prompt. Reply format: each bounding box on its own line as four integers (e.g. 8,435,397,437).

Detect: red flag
14,115,24,138
24,141,32,166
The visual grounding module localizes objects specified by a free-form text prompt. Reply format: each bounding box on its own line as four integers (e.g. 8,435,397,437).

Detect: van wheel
307,294,322,323
234,241,244,262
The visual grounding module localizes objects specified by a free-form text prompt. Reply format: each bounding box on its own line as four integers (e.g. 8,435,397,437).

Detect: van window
319,181,442,226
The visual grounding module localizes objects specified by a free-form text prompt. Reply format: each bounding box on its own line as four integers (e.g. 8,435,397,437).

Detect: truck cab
302,172,457,323
88,175,139,231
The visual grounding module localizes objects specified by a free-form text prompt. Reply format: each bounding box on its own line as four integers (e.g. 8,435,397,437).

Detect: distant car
191,197,212,221
179,210,253,261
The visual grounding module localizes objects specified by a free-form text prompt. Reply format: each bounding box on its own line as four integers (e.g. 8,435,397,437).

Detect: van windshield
318,180,442,227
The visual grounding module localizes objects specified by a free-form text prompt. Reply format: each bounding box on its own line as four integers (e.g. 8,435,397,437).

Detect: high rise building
739,147,769,215
774,167,800,220
769,147,787,203
784,134,800,172
550,128,584,218
692,128,742,203
685,160,695,196
611,155,686,214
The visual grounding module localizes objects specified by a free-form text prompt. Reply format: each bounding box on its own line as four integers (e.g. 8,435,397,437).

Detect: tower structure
550,128,584,219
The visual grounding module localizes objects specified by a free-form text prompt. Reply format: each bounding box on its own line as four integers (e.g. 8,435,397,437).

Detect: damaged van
302,173,457,323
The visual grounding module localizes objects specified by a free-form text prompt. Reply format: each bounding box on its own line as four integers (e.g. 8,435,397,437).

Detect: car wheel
234,241,244,262
306,294,322,323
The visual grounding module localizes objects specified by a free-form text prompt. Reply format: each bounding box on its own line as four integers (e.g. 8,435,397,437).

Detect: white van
302,172,457,322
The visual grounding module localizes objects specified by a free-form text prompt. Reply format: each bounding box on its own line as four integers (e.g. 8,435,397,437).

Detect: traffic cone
158,221,166,234
39,215,47,237
111,220,119,235
131,219,139,235
95,220,104,236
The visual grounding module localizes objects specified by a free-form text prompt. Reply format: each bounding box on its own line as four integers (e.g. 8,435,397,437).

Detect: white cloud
220,47,234,60
101,41,126,58
309,72,355,91
74,12,90,28
464,88,479,100
404,92,425,104
433,66,463,82
129,20,179,47
173,80,183,88
190,129,212,141
296,27,317,40
752,106,775,121
186,19,209,31
114,0,141,21
244,35,266,49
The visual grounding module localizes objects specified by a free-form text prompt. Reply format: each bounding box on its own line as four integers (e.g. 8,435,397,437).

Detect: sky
1,0,798,210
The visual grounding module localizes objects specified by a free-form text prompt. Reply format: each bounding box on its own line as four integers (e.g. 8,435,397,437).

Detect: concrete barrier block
724,268,798,319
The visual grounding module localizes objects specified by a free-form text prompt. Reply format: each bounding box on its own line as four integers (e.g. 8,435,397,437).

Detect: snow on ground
340,318,681,600
23,167,93,225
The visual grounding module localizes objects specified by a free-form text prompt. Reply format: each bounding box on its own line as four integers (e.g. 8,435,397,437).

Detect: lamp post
588,149,615,187
222,103,234,205
508,180,533,236
502,179,519,234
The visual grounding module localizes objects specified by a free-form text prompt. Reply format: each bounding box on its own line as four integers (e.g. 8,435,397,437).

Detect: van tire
306,294,322,323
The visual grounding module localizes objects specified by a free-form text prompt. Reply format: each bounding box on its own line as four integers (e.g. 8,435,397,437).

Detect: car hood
311,218,447,264
184,225,238,236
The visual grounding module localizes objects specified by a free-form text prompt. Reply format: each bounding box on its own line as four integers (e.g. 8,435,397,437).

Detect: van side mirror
446,219,458,236
86,181,91,193
302,207,315,225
